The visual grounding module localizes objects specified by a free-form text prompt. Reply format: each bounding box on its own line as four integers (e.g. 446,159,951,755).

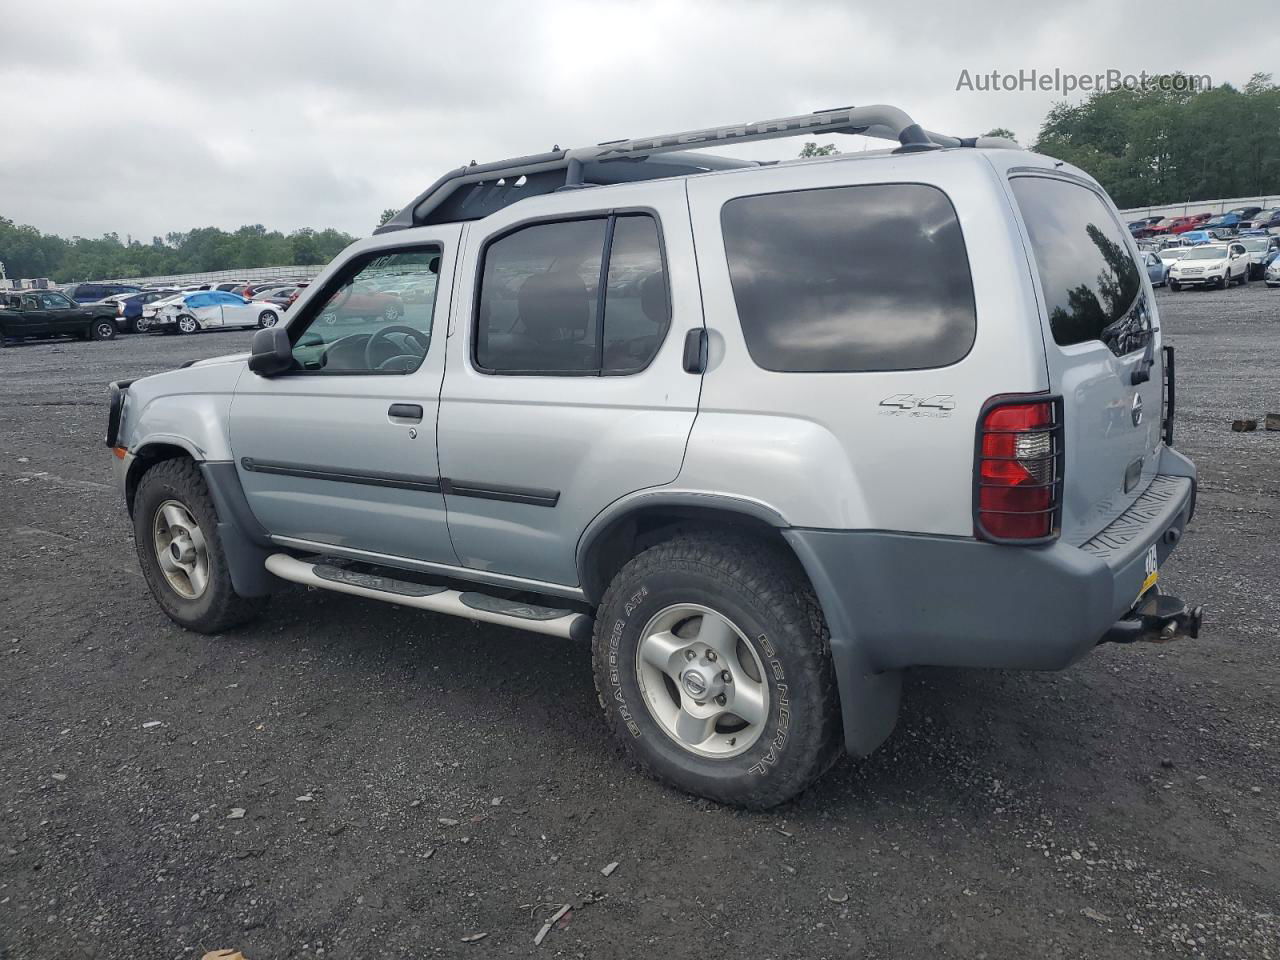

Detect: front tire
383,303,403,321
1169,280,1181,291
133,458,267,633
592,533,842,809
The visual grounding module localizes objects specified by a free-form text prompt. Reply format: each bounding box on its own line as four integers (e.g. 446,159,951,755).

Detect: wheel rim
96,322,114,339
635,603,770,759
322,312,337,325
179,317,196,333
137,317,150,332
384,305,398,320
260,312,277,327
151,499,210,600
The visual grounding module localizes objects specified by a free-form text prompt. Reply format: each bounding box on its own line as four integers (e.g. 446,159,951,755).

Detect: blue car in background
103,289,179,333
1181,230,1218,246
1202,213,1241,233
1141,250,1169,286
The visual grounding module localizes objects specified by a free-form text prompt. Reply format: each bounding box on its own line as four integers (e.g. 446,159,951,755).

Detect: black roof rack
376,104,1019,234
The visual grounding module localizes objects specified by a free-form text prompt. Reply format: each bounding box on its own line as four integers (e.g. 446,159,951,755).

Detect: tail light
1161,345,1176,446
116,302,124,316
974,394,1064,543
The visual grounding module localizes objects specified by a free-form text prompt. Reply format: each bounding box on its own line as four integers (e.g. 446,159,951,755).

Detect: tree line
0,219,357,283
800,73,1280,210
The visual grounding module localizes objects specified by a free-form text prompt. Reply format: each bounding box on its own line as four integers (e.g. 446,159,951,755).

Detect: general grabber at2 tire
133,457,267,634
592,532,843,809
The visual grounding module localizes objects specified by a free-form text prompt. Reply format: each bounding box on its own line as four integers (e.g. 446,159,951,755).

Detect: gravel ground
1,285,1278,960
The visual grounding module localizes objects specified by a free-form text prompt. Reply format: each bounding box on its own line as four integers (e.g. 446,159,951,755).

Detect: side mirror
248,326,292,376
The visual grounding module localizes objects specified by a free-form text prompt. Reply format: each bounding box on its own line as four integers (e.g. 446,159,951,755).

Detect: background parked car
1201,213,1242,234
150,290,283,334
1239,235,1280,279
0,290,118,344
316,282,403,325
1244,208,1280,232
1141,250,1169,286
1180,229,1218,245
65,281,142,303
1224,205,1262,222
104,289,179,333
1168,242,1250,290
1266,257,1280,287
254,285,309,308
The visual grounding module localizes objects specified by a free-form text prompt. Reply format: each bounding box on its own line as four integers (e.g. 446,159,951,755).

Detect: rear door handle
388,403,423,421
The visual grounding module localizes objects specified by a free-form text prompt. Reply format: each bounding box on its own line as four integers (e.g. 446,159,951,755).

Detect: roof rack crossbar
376,104,1020,233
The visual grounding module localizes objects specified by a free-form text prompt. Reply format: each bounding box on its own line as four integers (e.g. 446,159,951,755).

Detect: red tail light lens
975,396,1062,542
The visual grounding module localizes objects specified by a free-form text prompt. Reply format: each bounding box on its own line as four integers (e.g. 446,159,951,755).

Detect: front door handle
388,403,423,421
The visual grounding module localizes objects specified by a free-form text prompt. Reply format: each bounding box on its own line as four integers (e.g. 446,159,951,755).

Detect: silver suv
107,104,1201,808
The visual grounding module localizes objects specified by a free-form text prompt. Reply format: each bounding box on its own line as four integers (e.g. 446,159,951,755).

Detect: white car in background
1168,243,1250,290
1266,258,1280,287
150,290,283,334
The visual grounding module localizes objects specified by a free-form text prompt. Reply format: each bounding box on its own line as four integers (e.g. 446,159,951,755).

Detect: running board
264,553,592,640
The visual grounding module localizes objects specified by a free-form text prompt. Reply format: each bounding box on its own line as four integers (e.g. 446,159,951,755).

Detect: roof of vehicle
376,103,1022,234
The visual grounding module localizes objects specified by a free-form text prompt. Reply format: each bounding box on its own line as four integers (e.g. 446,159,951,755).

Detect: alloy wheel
151,500,210,600
634,603,770,759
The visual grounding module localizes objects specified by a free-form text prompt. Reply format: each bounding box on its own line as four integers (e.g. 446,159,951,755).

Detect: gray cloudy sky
3,0,1274,240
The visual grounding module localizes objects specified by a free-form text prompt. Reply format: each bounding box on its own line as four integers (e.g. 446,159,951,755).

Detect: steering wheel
364,324,430,371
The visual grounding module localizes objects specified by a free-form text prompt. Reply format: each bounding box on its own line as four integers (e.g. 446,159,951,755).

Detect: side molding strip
239,458,560,507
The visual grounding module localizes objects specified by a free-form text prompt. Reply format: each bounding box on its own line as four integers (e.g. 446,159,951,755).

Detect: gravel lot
1,284,1278,960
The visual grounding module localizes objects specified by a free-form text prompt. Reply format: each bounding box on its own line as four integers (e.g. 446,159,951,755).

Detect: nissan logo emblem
682,671,708,698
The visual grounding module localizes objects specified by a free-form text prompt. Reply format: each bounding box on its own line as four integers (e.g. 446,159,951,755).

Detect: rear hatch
1008,174,1164,545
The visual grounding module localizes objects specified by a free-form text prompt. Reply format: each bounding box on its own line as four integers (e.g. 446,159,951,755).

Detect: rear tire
91,319,116,341
592,532,842,809
257,310,279,328
176,314,199,334
133,458,267,633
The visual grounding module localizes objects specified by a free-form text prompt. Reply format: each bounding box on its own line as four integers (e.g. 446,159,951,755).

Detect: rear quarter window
720,183,976,373
1010,176,1143,351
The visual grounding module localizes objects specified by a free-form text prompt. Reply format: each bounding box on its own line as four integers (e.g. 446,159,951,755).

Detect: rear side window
1010,176,1143,351
475,214,669,375
720,183,976,373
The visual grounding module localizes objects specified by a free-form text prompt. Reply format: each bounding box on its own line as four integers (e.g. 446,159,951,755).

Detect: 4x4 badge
878,394,956,418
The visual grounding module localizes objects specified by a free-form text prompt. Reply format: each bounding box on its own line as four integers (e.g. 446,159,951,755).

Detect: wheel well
579,504,793,604
126,444,194,515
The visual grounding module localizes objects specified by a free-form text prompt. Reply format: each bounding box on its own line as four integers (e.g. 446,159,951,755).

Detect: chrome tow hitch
1101,593,1204,645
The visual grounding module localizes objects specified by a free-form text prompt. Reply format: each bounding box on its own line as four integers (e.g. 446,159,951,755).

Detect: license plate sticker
1140,544,1159,595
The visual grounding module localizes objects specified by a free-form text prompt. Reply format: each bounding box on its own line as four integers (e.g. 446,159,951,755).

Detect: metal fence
1119,195,1280,220
104,264,329,288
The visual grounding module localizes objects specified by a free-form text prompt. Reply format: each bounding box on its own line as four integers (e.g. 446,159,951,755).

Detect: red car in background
1161,213,1214,235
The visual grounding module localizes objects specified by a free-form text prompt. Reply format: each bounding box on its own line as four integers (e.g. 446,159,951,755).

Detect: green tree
1033,73,1280,207
378,207,399,226
983,127,1017,142
798,142,839,158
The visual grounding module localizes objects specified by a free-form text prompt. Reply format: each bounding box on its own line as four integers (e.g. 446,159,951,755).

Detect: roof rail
377,104,1019,233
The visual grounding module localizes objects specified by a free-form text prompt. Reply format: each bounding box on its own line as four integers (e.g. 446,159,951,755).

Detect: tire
257,310,279,328
322,311,338,325
1169,281,1181,291
383,303,402,321
176,314,199,334
135,316,151,333
592,532,842,809
91,319,116,341
1219,274,1230,290
133,458,267,633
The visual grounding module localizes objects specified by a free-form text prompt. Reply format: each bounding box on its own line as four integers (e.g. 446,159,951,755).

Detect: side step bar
264,553,592,640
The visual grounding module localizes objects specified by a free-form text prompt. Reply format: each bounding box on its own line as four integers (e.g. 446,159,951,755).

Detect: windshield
1183,247,1228,260
1160,249,1192,260
1241,238,1270,253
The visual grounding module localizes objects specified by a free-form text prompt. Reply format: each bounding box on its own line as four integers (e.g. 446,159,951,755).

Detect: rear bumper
785,446,1196,750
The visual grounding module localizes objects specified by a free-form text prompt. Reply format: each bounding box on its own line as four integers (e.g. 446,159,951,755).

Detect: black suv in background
66,282,143,303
